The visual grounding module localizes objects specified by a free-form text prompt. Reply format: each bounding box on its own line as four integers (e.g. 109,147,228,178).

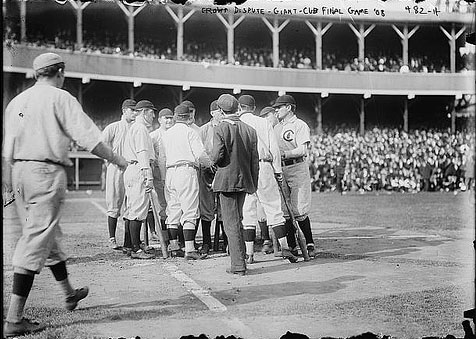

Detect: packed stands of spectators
4,24,473,72
309,127,475,193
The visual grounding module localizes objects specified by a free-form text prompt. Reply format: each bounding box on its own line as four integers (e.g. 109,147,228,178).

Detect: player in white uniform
3,53,128,337
122,100,157,259
273,95,316,258
149,108,175,246
102,99,137,250
161,104,214,260
238,95,298,264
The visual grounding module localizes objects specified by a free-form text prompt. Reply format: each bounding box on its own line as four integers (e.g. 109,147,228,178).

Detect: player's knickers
11,161,68,273
123,163,150,220
281,162,311,221
165,166,200,227
242,162,285,227
105,163,125,218
199,167,216,222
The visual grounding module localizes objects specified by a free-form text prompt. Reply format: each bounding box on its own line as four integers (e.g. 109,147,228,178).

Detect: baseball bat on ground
276,180,311,262
148,190,169,259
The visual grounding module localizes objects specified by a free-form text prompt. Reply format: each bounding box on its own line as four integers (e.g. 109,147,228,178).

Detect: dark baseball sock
12,273,34,298
273,224,287,239
108,216,118,238
178,225,185,246
50,261,68,281
259,221,269,241
147,211,156,234
130,220,143,252
123,219,132,249
7,273,35,323
285,218,297,249
169,228,179,241
183,229,195,242
298,217,314,245
160,218,167,231
201,219,212,246
243,229,255,242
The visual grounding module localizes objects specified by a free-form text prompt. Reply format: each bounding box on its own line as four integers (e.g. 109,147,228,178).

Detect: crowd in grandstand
4,25,474,72
309,127,475,193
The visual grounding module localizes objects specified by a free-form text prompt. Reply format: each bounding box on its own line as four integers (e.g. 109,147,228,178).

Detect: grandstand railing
3,45,474,96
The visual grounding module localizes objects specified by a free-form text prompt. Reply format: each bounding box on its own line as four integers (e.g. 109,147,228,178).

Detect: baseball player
238,95,298,264
102,99,137,250
122,100,157,259
273,95,316,257
182,100,201,134
149,108,175,246
3,52,128,337
198,100,224,254
161,104,214,260
211,94,259,275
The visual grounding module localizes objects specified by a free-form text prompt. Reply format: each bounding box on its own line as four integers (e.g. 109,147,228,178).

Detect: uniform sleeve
295,120,311,146
189,128,212,167
267,120,282,173
2,102,17,163
101,124,113,147
135,126,153,169
57,92,102,151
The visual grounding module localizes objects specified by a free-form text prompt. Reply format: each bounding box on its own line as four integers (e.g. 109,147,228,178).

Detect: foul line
90,200,107,215
162,262,227,312
318,234,441,240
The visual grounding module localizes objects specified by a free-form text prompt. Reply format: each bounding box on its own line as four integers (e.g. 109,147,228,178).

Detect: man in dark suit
211,94,259,276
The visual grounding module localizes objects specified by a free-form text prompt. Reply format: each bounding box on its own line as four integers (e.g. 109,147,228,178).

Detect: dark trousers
219,192,247,272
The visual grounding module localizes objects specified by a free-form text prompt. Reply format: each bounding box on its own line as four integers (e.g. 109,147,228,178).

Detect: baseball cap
33,52,64,71
272,94,296,107
217,94,238,113
122,99,137,110
259,106,275,117
158,108,173,118
238,95,255,107
174,104,191,116
135,100,157,111
210,100,219,112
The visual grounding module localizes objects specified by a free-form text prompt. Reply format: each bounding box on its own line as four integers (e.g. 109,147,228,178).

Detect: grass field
3,190,475,339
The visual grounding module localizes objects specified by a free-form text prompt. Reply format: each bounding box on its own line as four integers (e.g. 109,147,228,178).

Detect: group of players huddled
102,93,318,274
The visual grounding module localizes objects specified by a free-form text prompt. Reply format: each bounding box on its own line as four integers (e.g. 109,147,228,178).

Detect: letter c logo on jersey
283,129,294,142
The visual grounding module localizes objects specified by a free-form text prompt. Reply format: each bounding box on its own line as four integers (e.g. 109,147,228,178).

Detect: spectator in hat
211,94,259,275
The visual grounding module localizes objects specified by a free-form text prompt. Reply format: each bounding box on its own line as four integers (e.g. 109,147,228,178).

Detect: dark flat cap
122,99,137,110
238,95,255,107
135,100,157,111
158,108,173,118
217,94,238,113
272,94,296,107
259,106,275,117
174,104,191,116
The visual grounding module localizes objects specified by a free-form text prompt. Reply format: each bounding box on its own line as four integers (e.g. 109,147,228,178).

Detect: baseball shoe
109,237,121,250
307,244,317,258
225,268,246,276
290,247,299,257
150,232,160,242
261,241,273,254
282,249,299,263
65,286,89,311
122,247,132,256
200,243,210,255
131,249,155,259
3,318,45,337
185,251,207,260
140,243,155,254
245,254,255,264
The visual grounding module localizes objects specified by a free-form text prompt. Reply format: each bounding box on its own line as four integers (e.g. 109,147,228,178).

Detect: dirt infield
2,190,475,339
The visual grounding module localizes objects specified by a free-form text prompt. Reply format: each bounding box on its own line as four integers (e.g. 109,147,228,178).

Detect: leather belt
167,163,198,170
281,157,304,167
14,159,65,167
259,159,273,163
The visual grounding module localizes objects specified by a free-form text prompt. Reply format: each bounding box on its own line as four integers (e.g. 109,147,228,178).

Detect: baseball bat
213,220,220,252
148,190,169,259
276,180,311,262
